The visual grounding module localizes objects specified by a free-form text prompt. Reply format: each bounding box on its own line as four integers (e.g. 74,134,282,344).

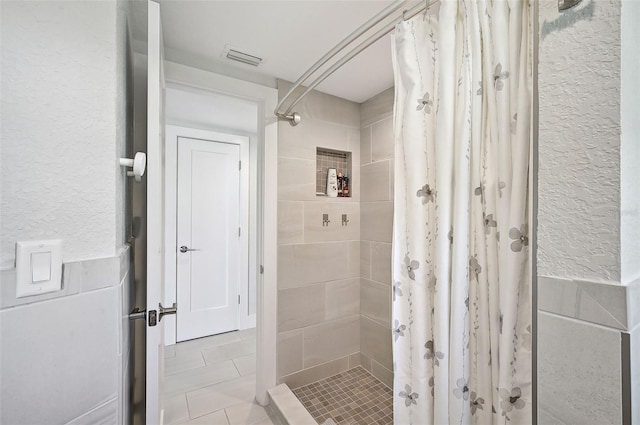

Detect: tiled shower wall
276,82,396,389
277,81,362,388
359,89,395,387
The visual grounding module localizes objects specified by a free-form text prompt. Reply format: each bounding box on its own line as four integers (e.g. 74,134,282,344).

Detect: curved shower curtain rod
274,0,583,126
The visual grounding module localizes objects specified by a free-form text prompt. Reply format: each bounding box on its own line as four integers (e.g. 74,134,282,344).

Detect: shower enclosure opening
276,0,534,424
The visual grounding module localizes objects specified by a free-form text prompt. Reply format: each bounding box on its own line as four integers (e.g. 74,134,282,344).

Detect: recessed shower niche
316,147,352,197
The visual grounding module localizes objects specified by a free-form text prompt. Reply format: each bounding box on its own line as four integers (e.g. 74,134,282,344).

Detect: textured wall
0,2,131,424
620,0,640,284
116,0,131,254
1,1,124,267
538,0,622,282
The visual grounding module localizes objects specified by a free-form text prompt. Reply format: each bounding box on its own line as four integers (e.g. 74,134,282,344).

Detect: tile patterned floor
292,366,393,425
163,329,278,425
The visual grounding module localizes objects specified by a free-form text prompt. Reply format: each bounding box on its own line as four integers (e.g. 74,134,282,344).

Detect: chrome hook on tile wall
323,214,330,227
342,214,349,226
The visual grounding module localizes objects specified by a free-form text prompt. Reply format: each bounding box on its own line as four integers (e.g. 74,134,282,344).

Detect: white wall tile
576,279,628,326
1,288,119,425
538,407,567,425
0,263,80,309
538,311,622,425
539,275,628,329
79,255,121,292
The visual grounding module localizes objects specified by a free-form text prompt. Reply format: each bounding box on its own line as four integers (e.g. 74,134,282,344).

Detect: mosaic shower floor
292,366,393,425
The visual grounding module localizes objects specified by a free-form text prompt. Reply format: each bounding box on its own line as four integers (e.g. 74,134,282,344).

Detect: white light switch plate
15,240,63,298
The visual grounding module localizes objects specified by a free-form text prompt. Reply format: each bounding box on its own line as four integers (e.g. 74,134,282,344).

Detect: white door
146,1,166,424
176,137,242,342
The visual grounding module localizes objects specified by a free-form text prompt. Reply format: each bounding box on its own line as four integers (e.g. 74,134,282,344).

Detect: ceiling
158,1,413,103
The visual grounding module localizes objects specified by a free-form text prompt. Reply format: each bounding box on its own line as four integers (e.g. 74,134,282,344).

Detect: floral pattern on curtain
391,1,532,424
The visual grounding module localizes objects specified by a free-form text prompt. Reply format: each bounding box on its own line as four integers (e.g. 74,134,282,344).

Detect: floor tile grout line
231,357,242,376
164,331,263,424
183,391,194,421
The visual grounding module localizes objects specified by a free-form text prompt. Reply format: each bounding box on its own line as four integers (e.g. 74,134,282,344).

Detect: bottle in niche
343,173,350,197
326,168,338,197
337,172,344,197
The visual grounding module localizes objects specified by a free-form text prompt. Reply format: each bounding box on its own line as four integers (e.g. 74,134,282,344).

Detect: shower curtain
391,1,532,424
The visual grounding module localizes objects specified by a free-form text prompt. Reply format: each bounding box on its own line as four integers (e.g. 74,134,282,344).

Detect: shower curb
267,384,318,425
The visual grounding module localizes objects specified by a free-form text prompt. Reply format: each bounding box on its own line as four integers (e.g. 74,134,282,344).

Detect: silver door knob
128,307,146,321
158,302,177,322
179,245,199,253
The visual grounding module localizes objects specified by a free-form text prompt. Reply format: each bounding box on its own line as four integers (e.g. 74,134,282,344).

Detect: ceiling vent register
222,45,263,67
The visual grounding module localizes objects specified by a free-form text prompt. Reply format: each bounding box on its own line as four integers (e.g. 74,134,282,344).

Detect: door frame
163,62,278,406
166,126,252,342
145,2,165,423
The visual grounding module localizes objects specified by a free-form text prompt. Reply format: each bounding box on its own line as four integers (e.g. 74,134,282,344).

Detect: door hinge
239,160,242,170
238,227,241,237
238,295,241,304
260,265,264,274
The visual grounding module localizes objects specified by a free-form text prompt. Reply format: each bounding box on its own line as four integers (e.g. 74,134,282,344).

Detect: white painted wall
162,82,259,344
163,61,279,405
620,0,640,285
1,1,127,267
0,1,132,423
